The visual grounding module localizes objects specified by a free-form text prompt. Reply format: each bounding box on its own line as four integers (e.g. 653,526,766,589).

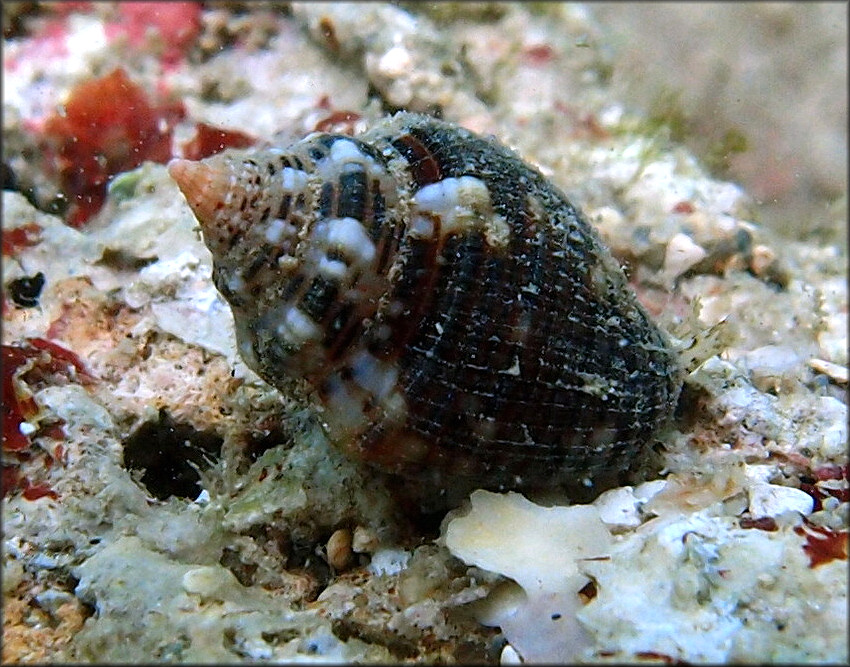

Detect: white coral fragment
442,490,612,662
747,483,814,519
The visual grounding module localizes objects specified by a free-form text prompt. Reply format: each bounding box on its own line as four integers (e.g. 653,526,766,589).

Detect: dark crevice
122,409,222,500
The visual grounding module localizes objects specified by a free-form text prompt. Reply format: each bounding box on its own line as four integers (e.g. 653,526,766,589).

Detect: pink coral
105,2,202,68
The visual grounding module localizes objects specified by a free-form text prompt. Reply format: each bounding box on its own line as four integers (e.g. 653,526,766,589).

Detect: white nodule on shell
413,176,499,240
414,178,465,212
349,349,399,399
317,256,349,279
264,218,296,245
329,139,368,163
280,167,309,191
325,217,376,264
320,372,371,437
226,272,246,295
278,306,321,344
414,175,487,213
408,214,434,238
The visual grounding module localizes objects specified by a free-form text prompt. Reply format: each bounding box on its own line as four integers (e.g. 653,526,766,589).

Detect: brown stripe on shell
389,133,442,186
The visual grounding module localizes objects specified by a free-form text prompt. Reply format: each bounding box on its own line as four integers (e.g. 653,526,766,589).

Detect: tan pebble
327,528,353,570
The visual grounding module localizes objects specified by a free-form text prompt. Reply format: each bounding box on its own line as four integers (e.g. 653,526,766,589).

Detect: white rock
633,479,668,503
747,483,814,519
807,358,849,384
593,486,641,529
814,396,848,459
367,548,410,576
442,490,611,593
500,643,522,664
377,46,413,77
182,566,239,596
442,490,612,663
739,345,802,391
663,232,706,280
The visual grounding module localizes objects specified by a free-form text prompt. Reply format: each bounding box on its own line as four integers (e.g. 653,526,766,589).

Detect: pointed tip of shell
168,157,230,234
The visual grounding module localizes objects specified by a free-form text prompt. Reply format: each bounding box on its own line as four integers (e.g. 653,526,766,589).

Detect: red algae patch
39,68,185,227
180,122,257,161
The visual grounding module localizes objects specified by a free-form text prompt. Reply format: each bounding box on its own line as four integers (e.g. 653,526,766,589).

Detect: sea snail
169,112,682,498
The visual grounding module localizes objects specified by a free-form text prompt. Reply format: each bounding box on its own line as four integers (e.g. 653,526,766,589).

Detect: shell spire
169,155,251,257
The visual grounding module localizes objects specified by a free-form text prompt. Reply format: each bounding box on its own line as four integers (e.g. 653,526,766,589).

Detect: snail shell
169,112,681,498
